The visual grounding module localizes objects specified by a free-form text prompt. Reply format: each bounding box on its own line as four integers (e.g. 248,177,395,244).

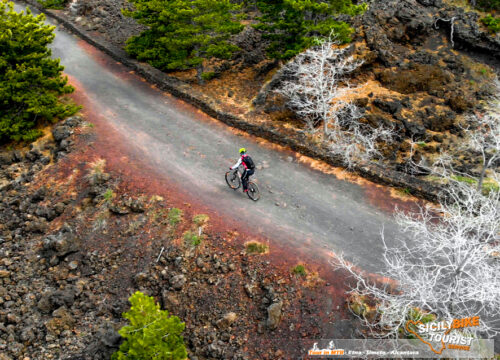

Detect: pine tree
112,291,187,360
472,0,500,11
37,0,69,10
0,1,78,143
123,0,244,83
254,0,366,60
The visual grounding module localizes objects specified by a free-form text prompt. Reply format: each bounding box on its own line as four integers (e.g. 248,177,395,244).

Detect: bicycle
225,168,260,201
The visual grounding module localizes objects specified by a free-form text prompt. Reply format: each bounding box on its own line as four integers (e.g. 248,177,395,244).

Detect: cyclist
230,148,256,192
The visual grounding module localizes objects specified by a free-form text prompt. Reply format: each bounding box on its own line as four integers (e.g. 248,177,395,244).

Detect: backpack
242,155,255,170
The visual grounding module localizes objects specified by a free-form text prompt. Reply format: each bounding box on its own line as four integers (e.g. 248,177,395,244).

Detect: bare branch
277,38,396,168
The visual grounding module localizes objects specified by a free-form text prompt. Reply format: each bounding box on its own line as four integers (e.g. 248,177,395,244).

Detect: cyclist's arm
230,158,242,170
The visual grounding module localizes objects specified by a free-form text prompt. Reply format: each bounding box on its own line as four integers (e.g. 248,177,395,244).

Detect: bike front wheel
246,182,260,201
225,171,241,190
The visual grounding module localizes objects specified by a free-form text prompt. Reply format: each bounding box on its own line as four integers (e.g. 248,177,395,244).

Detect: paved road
16,3,412,273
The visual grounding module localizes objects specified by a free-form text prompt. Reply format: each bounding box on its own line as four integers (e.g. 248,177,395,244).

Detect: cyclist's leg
241,169,249,190
245,169,255,190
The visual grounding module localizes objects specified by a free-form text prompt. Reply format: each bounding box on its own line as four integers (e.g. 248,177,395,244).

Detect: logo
406,316,480,354
308,341,345,356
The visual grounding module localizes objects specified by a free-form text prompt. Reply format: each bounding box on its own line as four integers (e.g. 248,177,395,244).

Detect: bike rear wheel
246,182,260,201
225,171,241,190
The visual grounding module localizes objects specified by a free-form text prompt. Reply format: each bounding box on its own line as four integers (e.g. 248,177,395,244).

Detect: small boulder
51,288,76,308
266,301,283,330
216,312,237,329
170,274,186,290
96,322,121,347
64,116,82,127
45,307,75,335
373,98,402,115
195,257,205,268
38,291,55,313
25,149,41,162
126,197,145,213
244,283,255,298
134,272,149,287
161,291,180,311
6,312,20,324
52,125,71,143
0,152,16,166
42,224,80,259
20,327,36,343
108,203,129,215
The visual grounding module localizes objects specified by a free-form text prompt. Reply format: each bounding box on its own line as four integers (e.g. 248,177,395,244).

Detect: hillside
2,0,500,358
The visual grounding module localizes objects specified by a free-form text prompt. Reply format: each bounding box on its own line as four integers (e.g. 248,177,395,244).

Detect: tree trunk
476,156,490,194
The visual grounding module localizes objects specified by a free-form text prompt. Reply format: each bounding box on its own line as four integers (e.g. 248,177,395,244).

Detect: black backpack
243,155,255,170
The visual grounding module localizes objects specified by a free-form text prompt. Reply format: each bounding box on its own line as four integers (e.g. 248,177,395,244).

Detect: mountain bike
225,168,260,201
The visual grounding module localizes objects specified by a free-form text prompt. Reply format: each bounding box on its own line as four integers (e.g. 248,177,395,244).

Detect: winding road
16,3,416,274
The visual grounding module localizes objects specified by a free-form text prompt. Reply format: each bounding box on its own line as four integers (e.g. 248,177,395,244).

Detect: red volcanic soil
23,76,375,358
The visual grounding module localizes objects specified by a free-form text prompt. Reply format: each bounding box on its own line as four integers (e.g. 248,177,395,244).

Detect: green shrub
254,0,366,60
0,2,79,143
481,14,500,33
292,264,307,277
474,0,500,11
103,189,114,202
183,231,201,246
201,72,216,81
398,187,412,196
112,291,187,360
37,0,69,9
245,241,268,254
167,208,183,227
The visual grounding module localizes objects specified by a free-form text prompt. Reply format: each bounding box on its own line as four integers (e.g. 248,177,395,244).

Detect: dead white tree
327,101,396,168
463,93,500,192
337,178,500,338
277,39,395,168
277,39,363,135
434,17,457,48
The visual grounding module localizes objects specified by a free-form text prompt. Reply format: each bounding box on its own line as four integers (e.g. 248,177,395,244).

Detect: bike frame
232,167,256,182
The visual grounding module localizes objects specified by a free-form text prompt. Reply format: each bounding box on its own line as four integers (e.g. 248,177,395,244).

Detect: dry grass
86,158,107,184
245,241,269,254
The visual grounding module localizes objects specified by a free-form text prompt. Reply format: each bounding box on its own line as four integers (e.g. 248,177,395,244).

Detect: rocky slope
262,0,500,173
0,118,355,359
